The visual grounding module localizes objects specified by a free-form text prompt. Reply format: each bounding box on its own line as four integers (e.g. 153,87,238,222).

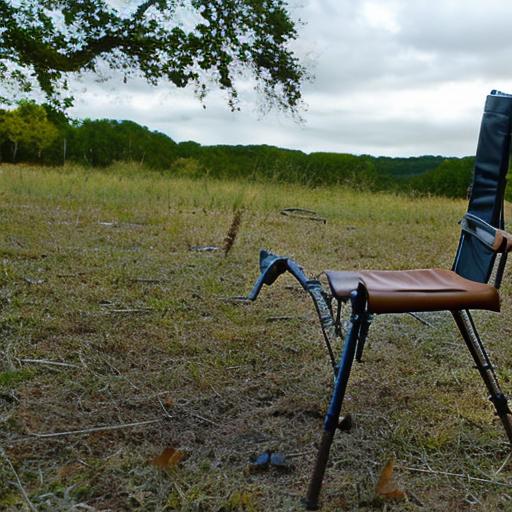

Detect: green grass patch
0,369,34,388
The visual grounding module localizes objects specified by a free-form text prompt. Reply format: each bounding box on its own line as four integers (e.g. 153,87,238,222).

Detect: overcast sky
70,0,512,157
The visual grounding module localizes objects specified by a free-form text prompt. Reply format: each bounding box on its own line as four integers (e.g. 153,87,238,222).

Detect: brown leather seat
325,268,500,314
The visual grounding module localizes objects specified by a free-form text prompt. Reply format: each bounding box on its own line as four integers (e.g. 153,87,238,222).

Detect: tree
0,1,307,113
18,102,59,158
1,108,25,161
0,101,59,161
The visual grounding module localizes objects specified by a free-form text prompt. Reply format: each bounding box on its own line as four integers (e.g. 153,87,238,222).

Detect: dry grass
1,163,512,511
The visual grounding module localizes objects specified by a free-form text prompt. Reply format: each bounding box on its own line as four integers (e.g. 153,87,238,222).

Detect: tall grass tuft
223,210,243,256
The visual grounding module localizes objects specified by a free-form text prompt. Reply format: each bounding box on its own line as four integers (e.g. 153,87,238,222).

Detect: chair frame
246,91,512,509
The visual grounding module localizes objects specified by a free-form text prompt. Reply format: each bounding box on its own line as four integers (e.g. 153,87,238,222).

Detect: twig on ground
0,447,38,512
286,450,315,459
29,419,162,438
266,315,298,322
400,465,512,487
18,358,80,369
495,452,512,476
102,358,140,390
190,245,220,252
182,410,218,426
159,397,218,426
130,278,169,283
158,396,173,419
219,296,252,304
108,308,154,314
407,312,435,328
174,404,218,426
209,385,222,398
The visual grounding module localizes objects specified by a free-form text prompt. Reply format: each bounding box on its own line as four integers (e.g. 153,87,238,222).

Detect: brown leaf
375,457,406,501
162,397,174,408
151,447,185,469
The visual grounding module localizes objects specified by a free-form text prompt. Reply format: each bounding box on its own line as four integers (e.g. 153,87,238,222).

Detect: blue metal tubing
324,310,361,433
304,286,366,510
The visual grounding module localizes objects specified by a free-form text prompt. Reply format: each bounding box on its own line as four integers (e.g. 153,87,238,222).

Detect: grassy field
1,163,512,511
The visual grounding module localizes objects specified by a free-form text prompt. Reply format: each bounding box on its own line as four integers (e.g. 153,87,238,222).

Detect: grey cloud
397,1,512,54
68,0,512,157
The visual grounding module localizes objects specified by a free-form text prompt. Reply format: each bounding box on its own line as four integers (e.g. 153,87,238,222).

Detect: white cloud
360,1,401,34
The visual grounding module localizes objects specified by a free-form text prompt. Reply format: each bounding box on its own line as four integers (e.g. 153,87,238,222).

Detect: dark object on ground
280,208,327,224
337,414,353,432
248,450,292,473
246,90,512,510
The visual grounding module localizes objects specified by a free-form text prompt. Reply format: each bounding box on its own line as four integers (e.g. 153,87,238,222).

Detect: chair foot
303,499,321,511
304,430,335,510
452,310,512,445
498,413,512,445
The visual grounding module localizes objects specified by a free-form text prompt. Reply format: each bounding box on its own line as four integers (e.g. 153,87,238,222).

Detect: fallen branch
29,418,162,438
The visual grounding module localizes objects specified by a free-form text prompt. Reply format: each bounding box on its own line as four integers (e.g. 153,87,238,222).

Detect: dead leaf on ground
162,397,174,408
375,457,406,501
151,447,185,469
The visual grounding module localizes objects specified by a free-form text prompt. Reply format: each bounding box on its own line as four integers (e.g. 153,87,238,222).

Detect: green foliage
67,119,177,168
369,155,445,178
0,101,58,161
408,157,475,198
174,144,381,189
0,0,307,112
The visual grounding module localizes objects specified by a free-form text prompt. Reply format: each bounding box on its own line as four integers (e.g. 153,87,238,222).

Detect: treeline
0,101,483,199
0,102,178,169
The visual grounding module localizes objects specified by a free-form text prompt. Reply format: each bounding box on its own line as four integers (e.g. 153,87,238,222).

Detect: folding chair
246,90,512,509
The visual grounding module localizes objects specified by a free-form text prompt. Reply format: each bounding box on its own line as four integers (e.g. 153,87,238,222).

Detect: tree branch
134,0,165,19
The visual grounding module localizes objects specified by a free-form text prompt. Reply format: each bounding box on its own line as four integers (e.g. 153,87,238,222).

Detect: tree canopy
0,0,307,112
0,100,58,160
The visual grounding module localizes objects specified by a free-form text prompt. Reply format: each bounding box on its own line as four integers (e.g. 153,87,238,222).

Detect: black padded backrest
453,91,512,283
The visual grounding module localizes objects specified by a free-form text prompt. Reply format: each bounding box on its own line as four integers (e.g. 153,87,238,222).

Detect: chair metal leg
452,310,512,444
304,286,367,510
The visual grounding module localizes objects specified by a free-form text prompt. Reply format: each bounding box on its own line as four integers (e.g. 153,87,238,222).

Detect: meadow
1,163,512,511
